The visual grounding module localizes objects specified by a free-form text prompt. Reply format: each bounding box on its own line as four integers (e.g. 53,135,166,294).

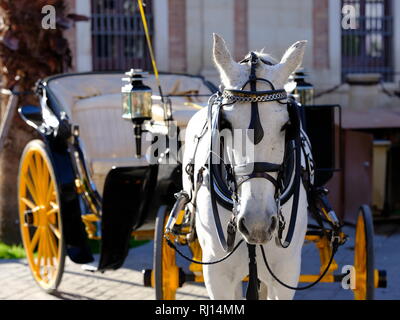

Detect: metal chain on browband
222,90,288,103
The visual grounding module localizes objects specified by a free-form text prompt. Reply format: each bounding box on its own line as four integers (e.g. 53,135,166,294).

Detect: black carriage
17,70,215,292
17,70,386,300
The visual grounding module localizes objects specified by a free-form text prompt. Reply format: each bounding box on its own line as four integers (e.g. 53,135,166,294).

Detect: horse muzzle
238,215,278,244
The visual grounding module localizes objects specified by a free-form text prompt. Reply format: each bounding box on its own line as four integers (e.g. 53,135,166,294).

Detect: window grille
341,0,393,82
91,0,153,71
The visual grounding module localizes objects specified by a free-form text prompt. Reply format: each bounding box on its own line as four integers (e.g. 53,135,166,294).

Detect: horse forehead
224,103,288,127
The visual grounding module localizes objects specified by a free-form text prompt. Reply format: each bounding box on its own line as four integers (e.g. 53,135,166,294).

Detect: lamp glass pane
122,92,132,119
130,91,152,119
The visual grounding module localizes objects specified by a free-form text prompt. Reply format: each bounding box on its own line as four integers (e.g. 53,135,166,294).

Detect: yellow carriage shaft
148,231,384,289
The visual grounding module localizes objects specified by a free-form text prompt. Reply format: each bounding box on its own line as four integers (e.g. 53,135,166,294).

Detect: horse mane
254,50,279,65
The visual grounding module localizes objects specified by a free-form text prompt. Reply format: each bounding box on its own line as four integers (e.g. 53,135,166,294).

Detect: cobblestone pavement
0,224,398,300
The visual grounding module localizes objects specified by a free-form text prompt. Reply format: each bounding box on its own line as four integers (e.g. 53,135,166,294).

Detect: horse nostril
238,218,249,235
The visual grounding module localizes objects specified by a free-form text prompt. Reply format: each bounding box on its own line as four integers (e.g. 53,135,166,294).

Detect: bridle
207,51,303,252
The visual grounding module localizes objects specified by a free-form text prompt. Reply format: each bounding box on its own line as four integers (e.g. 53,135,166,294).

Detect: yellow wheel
154,205,180,300
353,205,374,300
18,140,65,293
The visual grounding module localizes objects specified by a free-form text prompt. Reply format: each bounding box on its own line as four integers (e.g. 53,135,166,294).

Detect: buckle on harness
227,215,237,252
277,217,286,241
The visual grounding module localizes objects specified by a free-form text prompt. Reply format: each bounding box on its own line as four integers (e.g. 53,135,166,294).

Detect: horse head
212,33,307,244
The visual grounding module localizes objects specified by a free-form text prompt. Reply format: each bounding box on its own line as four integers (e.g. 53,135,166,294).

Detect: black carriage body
301,104,341,187
98,163,182,271
19,71,216,268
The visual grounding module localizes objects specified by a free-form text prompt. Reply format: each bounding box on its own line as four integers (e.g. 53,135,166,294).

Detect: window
341,0,393,81
91,0,153,71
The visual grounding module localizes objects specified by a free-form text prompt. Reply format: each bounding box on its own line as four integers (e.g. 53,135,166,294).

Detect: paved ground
0,223,398,300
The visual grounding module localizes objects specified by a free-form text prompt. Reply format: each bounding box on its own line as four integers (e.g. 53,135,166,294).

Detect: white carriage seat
47,73,212,193
72,94,206,193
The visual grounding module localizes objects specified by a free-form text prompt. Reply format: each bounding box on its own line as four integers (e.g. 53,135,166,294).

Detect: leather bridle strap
234,162,282,174
239,55,275,66
248,52,264,145
277,99,302,248
234,162,282,190
236,172,280,190
208,94,237,252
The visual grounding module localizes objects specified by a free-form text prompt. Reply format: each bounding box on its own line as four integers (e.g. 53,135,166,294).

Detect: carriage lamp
289,69,314,106
122,69,153,158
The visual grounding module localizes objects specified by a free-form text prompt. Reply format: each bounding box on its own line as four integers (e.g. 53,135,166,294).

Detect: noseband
205,52,305,252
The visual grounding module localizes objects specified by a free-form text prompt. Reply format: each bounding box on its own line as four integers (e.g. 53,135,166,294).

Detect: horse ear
278,40,307,82
213,33,240,82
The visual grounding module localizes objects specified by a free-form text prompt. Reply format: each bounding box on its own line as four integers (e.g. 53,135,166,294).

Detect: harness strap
248,52,264,145
234,162,281,174
208,94,237,252
236,172,280,190
277,99,302,248
246,244,259,300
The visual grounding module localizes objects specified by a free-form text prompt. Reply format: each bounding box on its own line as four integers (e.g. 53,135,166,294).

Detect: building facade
67,0,400,107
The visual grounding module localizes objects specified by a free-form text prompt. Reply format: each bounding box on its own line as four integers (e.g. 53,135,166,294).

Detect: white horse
182,34,308,300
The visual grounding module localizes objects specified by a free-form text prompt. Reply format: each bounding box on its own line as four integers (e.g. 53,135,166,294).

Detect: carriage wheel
154,205,180,300
18,140,65,293
353,205,374,300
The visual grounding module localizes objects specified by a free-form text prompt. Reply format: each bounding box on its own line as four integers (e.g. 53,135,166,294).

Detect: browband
223,89,287,104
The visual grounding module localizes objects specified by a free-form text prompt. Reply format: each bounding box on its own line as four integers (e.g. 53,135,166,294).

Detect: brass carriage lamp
121,69,153,158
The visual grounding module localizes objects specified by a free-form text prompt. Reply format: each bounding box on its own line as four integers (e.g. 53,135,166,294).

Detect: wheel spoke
39,156,50,205
45,180,55,204
20,197,38,210
46,207,58,216
35,229,44,273
29,228,41,252
43,228,49,269
48,202,59,224
46,227,58,259
36,152,47,194
34,153,43,200
49,201,58,210
29,155,40,196
49,224,61,240
24,172,40,205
